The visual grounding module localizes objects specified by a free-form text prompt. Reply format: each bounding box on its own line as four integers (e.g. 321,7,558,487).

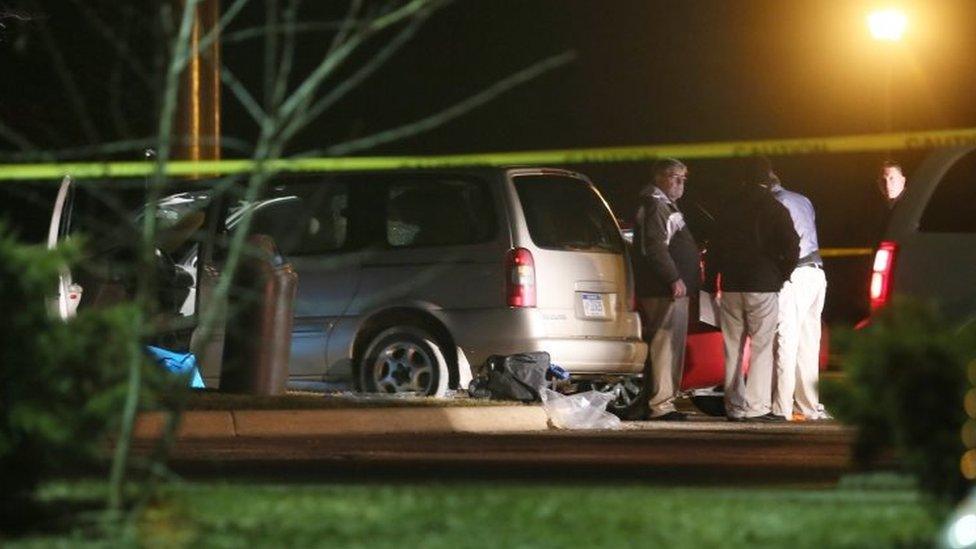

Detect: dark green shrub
0,223,184,531
822,299,976,508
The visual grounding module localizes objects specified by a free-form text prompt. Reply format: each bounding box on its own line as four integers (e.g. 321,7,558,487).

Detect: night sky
3,0,976,320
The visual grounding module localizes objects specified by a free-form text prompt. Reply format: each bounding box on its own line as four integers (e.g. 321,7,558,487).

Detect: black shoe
743,413,786,423
649,411,688,421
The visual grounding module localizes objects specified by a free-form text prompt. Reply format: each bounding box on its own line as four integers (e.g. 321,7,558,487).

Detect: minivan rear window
514,174,623,253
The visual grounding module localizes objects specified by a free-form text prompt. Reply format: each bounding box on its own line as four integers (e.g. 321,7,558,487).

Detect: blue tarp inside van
146,345,205,388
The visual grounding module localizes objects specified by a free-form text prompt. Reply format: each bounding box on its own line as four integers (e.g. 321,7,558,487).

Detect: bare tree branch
108,53,133,139
270,0,302,112
0,120,37,151
325,0,362,59
151,0,205,189
315,50,577,156
276,0,441,125
31,2,101,144
221,64,268,126
274,0,363,144
278,5,428,145
67,0,153,87
263,0,279,112
0,135,254,162
274,28,367,125
108,0,199,515
175,0,250,71
222,21,344,45
370,0,433,31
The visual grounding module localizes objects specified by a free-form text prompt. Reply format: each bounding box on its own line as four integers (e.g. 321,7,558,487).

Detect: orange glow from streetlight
868,8,908,41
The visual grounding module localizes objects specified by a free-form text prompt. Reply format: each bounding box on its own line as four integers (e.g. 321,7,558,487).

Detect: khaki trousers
721,291,778,419
640,296,689,418
773,266,827,419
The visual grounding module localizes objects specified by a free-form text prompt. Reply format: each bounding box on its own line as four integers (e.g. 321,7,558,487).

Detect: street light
866,8,908,136
867,8,908,42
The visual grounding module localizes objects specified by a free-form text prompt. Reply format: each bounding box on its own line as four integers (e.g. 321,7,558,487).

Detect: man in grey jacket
632,158,701,420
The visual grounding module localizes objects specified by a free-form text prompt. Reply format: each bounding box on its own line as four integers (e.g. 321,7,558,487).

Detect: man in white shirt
759,158,828,421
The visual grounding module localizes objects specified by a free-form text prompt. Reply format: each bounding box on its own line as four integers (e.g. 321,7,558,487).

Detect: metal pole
175,0,221,166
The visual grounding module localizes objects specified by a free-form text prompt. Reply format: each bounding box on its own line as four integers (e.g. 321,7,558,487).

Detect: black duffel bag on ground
472,351,550,403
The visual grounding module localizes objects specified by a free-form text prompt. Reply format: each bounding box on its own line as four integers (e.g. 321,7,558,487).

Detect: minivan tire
358,325,450,397
588,375,651,421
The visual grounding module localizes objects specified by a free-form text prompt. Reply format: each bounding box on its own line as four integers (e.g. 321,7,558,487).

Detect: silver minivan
867,146,976,324
227,167,648,396
37,168,648,397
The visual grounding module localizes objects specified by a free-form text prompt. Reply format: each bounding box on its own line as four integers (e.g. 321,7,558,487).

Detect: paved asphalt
143,418,872,485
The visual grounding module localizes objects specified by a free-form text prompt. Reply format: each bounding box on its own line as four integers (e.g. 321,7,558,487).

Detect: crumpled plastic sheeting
540,389,621,430
146,345,205,388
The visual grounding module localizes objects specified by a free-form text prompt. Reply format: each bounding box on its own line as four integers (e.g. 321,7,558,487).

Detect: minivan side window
514,174,624,253
919,150,976,233
250,182,349,255
385,178,495,248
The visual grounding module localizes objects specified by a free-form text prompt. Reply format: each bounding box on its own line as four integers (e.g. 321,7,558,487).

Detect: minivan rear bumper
439,308,648,375
525,337,647,374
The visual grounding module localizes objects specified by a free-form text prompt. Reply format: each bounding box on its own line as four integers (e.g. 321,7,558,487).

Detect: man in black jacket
708,158,799,422
632,158,701,420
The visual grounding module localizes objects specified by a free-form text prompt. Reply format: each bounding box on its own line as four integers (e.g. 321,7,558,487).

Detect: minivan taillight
869,241,898,310
506,247,536,307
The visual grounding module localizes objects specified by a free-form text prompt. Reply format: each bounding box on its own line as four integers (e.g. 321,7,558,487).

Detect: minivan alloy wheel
371,340,435,393
592,376,643,406
359,325,450,397
588,376,648,420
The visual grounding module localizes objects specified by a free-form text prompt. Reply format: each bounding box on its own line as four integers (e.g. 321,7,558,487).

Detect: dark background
3,0,976,322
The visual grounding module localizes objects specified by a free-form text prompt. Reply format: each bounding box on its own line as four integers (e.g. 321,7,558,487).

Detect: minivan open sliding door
46,175,82,320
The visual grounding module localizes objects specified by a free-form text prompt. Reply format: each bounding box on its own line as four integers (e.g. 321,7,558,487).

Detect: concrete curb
133,406,550,439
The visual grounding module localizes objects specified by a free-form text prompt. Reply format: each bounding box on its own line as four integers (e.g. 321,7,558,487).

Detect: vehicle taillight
869,241,898,310
506,247,536,307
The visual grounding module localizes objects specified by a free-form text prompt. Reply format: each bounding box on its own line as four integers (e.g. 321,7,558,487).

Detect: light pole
867,8,907,134
176,0,221,166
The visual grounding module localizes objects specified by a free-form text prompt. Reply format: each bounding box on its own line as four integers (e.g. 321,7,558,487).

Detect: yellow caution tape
2,127,976,181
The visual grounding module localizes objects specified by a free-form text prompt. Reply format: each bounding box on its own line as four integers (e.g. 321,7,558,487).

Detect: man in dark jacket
708,158,799,422
632,158,701,420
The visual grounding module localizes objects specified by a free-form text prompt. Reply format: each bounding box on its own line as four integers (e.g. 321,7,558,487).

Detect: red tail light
869,241,898,310
505,248,536,307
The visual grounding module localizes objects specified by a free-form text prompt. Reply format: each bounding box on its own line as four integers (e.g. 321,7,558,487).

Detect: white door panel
46,176,82,320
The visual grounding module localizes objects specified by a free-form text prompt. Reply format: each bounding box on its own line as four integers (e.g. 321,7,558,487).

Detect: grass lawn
8,477,939,548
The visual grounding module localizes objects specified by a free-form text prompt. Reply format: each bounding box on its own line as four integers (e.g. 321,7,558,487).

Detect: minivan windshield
514,174,623,253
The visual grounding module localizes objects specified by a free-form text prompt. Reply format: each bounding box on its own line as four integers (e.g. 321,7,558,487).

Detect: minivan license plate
581,292,607,318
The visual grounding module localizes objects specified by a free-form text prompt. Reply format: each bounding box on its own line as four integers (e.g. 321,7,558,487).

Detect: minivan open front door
46,175,82,320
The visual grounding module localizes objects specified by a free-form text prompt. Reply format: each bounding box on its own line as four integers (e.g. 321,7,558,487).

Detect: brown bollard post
219,234,298,395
